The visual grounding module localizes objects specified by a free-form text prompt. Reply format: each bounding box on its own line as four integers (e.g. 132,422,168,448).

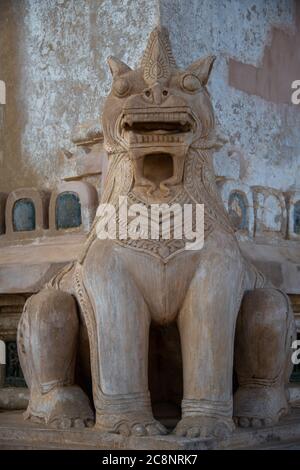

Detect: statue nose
144,84,169,104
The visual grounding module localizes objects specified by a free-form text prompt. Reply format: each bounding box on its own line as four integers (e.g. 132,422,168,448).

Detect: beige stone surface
0,388,29,410
240,239,300,294
0,234,86,293
0,294,26,341
2,409,300,450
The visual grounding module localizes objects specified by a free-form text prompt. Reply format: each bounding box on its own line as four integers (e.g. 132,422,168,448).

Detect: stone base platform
1,408,300,449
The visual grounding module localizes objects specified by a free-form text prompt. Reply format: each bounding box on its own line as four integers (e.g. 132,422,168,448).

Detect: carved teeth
124,116,133,126
127,133,188,144
122,111,192,127
122,110,194,147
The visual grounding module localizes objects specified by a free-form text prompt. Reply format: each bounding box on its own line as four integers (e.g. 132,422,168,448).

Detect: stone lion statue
17,27,295,440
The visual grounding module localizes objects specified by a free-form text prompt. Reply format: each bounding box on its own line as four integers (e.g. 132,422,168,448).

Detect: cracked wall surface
0,0,299,194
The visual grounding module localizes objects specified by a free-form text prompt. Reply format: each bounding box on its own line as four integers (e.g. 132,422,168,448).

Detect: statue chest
112,189,215,262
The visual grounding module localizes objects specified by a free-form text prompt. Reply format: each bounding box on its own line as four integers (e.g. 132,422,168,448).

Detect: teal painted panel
294,201,300,235
55,192,82,229
13,199,36,232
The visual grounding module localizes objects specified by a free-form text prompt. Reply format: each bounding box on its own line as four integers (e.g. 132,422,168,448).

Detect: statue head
102,26,216,200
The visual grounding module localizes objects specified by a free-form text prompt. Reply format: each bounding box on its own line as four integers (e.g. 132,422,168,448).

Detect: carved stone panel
252,187,287,240
48,182,98,235
55,192,82,230
218,179,254,237
4,188,49,240
294,202,300,235
287,192,300,241
0,294,28,389
13,198,36,232
5,342,26,388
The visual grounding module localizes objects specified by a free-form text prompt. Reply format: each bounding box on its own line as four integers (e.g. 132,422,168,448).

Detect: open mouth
119,109,194,193
120,110,195,145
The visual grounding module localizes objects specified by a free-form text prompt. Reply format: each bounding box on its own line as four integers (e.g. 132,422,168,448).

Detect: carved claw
96,413,168,437
233,385,289,430
49,417,94,429
24,385,94,429
174,415,234,439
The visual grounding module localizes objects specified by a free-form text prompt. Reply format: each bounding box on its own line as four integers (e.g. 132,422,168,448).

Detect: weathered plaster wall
0,81,4,171
0,0,299,193
0,0,158,192
160,0,300,192
0,0,26,191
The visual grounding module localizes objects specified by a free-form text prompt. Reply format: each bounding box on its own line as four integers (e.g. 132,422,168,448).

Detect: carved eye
181,74,202,93
113,77,130,97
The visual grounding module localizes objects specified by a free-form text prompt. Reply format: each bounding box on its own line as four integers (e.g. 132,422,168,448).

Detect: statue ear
107,56,132,77
186,55,216,86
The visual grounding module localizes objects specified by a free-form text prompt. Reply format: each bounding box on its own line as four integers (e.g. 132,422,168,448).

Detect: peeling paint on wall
160,0,300,192
229,1,300,104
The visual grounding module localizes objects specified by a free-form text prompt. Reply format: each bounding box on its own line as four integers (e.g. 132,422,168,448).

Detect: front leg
17,289,94,429
83,241,167,437
234,288,296,428
176,239,244,439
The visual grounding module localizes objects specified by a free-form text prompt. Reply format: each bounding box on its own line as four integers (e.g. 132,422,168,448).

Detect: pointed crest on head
107,56,132,77
141,26,177,86
185,55,216,86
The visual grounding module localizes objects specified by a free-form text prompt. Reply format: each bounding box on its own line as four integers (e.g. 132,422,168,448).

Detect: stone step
1,408,300,450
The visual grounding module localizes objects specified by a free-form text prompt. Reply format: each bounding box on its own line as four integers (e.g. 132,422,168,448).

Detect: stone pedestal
0,295,28,409
1,409,300,450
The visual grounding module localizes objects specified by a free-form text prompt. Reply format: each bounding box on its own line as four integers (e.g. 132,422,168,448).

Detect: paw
50,417,94,429
174,416,234,439
233,385,288,429
117,420,167,437
26,385,94,428
96,412,167,437
233,416,273,429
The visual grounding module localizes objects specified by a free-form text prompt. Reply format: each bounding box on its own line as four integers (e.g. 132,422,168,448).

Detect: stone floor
1,408,300,449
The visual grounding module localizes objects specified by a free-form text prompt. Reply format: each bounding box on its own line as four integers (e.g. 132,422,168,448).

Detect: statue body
17,28,295,439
